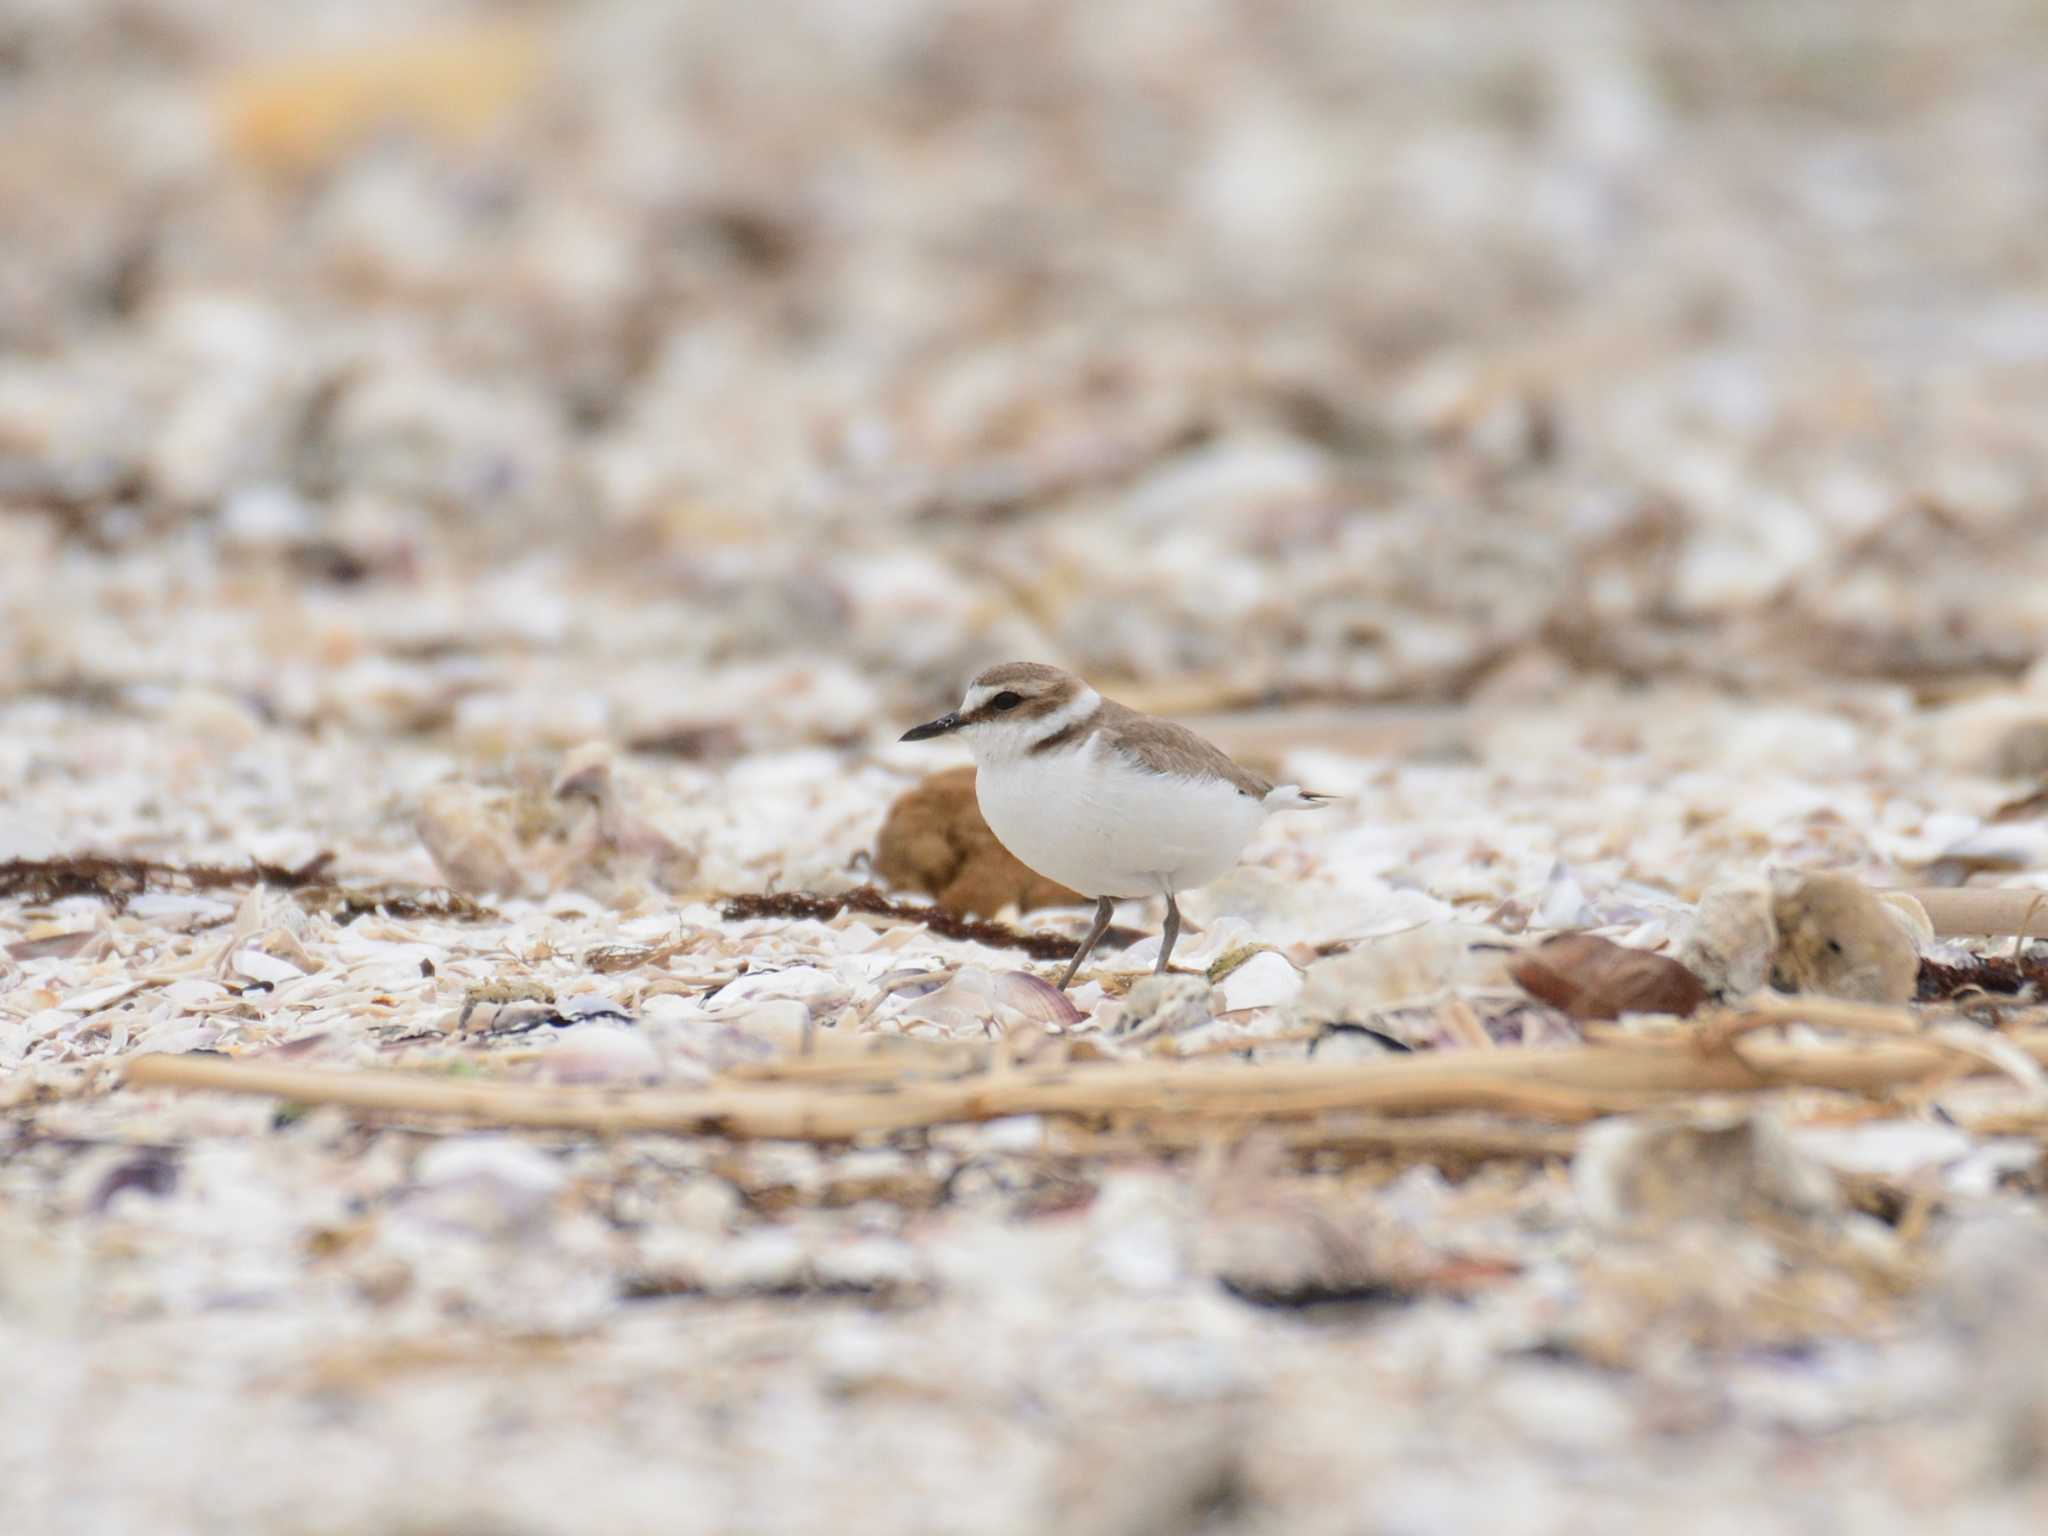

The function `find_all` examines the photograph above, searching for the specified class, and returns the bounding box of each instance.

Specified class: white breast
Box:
[973,736,1268,900]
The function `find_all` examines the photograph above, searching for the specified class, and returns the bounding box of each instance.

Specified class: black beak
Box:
[900,712,961,742]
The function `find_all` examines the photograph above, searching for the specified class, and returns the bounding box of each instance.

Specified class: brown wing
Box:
[1097,700,1273,799]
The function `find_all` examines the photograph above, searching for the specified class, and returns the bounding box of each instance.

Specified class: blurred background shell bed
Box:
[9,3,2048,1533]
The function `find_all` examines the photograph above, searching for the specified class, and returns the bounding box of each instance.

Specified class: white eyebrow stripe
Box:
[1025,686,1101,743]
[960,685,995,714]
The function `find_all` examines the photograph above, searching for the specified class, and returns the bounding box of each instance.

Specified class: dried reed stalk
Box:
[123,1019,2048,1142]
[1906,888,2048,939]
[1051,1114,1582,1161]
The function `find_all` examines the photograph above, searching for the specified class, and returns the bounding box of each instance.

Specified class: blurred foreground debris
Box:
[124,999,2048,1141]
[217,21,548,174]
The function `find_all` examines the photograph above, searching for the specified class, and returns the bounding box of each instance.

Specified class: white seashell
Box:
[27,1009,80,1040]
[812,1238,924,1293]
[1487,1367,1634,1456]
[898,966,1004,1034]
[873,968,951,1000]
[722,999,813,1053]
[892,967,1090,1035]
[7,925,103,962]
[253,924,324,974]
[1944,1143,2046,1198]
[633,992,695,1022]
[413,1136,567,1196]
[232,948,304,985]
[1931,696,2048,777]
[619,915,680,943]
[1112,974,1214,1037]
[60,980,144,1013]
[232,884,266,942]
[1791,1121,2041,1199]
[990,970,1085,1028]
[552,992,631,1024]
[1791,1122,1977,1180]
[812,1319,897,1390]
[0,1017,32,1065]
[1534,860,1595,930]
[1087,1173,1195,1294]
[673,1178,742,1234]
[160,979,227,1007]
[542,1024,661,1084]
[409,1136,565,1235]
[125,893,237,924]
[978,1115,1046,1152]
[1879,891,1936,947]
[461,999,556,1035]
[1575,1110,1839,1236]
[1295,924,1497,1020]
[1934,825,2048,872]
[415,783,523,896]
[551,740,616,802]
[710,966,849,1012]
[133,1024,222,1054]
[1679,879,1777,998]
[700,1229,809,1294]
[1215,950,1303,1013]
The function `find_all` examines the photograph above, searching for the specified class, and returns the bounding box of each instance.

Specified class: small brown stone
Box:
[1512,933,1709,1021]
[875,766,1081,917]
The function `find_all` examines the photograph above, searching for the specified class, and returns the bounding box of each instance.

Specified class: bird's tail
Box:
[1262,784,1337,812]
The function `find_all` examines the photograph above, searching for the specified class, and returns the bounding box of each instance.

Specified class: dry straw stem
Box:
[1052,1114,1582,1161]
[124,1051,1626,1135]
[1697,993,2048,1094]
[1906,888,2048,939]
[1960,1106,2048,1137]
[125,1012,2048,1141]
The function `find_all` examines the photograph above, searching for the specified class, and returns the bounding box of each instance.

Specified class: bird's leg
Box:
[1057,896,1118,990]
[1156,894,1182,974]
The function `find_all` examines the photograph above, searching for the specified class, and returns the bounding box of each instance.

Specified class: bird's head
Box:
[900,662,1098,762]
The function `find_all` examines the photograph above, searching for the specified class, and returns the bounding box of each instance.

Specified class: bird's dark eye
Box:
[991,691,1024,711]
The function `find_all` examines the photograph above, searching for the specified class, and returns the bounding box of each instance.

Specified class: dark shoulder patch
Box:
[1029,720,1090,755]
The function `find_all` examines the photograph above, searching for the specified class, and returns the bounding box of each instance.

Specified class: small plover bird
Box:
[901,662,1331,988]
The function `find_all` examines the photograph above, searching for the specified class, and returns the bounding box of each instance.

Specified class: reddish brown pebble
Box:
[875,765,1081,917]
[1511,933,1709,1021]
